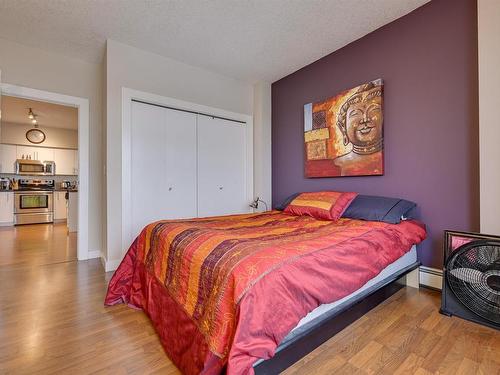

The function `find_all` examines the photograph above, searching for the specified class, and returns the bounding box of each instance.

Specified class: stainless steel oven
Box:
[14,191,54,225]
[14,179,55,225]
[15,159,55,176]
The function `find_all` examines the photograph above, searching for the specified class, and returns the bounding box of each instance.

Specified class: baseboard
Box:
[100,256,121,273]
[99,255,106,271]
[419,266,443,290]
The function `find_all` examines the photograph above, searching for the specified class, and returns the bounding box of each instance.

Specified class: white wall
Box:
[0,37,103,254]
[478,0,500,235]
[0,37,273,269]
[1,121,78,149]
[253,82,272,210]
[105,39,254,265]
[101,46,108,261]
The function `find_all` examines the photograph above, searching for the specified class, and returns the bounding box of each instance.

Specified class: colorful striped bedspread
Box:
[105,211,426,374]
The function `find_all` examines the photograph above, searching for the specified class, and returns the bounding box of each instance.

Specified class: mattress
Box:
[280,244,417,345]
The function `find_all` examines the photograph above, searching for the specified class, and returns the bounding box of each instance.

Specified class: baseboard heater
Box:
[419,266,443,290]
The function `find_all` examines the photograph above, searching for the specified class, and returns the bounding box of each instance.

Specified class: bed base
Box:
[253,262,421,374]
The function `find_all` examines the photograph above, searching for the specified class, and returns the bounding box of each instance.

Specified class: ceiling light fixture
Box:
[25,110,46,144]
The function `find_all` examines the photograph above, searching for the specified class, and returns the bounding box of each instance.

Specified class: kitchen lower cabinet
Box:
[67,192,78,232]
[54,191,67,221]
[0,192,14,225]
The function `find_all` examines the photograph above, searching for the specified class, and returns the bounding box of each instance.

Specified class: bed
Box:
[105,210,426,374]
[254,245,419,374]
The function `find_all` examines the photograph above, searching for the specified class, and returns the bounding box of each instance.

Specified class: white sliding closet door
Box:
[131,102,197,238]
[163,108,198,219]
[197,114,247,217]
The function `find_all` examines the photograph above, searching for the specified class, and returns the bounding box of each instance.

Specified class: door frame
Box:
[121,87,253,256]
[1,83,90,261]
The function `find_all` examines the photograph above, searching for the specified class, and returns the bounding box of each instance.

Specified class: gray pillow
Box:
[341,195,416,224]
[275,193,300,211]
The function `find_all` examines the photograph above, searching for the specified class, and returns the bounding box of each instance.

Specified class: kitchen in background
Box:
[0,95,78,233]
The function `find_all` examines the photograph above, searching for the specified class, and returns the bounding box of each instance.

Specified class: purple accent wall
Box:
[271,0,479,268]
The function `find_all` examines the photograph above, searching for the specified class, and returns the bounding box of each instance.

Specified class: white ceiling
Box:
[1,95,78,130]
[0,0,429,83]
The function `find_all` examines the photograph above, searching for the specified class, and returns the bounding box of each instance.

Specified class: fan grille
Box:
[446,240,500,324]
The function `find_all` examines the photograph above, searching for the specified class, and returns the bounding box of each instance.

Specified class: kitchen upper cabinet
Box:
[16,145,37,160]
[54,191,67,221]
[73,150,78,175]
[0,145,77,175]
[0,144,16,173]
[16,145,54,162]
[37,147,55,162]
[0,192,14,225]
[54,149,77,175]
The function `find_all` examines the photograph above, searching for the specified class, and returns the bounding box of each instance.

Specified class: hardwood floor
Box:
[283,288,500,375]
[0,223,77,267]
[0,224,178,375]
[0,224,498,374]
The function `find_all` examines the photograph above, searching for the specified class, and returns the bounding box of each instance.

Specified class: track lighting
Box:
[26,109,45,144]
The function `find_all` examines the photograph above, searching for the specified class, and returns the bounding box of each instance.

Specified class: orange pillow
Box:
[284,191,358,221]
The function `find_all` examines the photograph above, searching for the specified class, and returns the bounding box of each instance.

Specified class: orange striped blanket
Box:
[105,211,426,374]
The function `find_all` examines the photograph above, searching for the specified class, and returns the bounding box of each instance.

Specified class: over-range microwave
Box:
[15,159,56,176]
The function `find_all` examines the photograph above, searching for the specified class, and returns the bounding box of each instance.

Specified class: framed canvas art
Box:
[304,79,384,177]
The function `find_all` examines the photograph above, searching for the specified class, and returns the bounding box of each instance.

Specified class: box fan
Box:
[440,231,500,330]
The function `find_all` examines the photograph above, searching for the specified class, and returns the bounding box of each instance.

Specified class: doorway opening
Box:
[0,83,89,262]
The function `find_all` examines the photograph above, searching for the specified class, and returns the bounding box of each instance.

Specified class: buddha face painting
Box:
[303,79,384,177]
[345,89,383,149]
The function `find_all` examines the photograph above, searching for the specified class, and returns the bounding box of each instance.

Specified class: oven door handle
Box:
[14,191,54,195]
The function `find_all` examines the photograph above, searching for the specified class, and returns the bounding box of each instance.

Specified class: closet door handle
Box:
[168,187,173,191]
[219,186,224,190]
